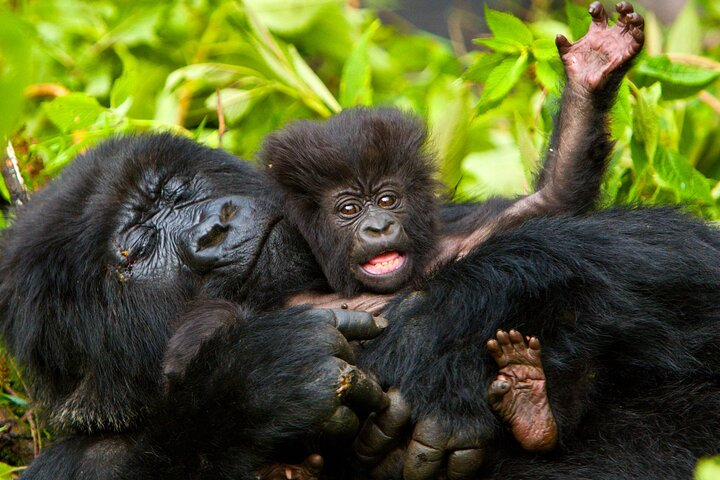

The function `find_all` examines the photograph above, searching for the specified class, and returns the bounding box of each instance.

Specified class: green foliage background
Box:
[0,0,720,476]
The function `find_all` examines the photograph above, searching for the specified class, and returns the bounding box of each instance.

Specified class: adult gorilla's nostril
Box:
[196,224,230,252]
[219,202,238,224]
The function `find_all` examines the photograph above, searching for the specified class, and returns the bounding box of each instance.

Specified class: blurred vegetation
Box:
[1,0,720,475]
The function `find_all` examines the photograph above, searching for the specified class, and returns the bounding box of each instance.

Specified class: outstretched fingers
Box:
[588,1,609,30]
[616,2,644,46]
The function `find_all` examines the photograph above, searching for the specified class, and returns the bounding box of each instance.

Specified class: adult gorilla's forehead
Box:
[88,133,271,199]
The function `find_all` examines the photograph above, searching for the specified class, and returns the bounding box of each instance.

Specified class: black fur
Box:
[260,108,440,295]
[1,134,720,479]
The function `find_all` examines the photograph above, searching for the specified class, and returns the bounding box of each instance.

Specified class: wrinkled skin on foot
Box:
[487,330,558,453]
[258,454,324,480]
[557,1,645,91]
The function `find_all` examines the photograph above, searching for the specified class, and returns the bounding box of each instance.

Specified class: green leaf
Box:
[696,456,720,480]
[164,64,264,92]
[531,38,558,61]
[44,94,106,133]
[565,0,591,41]
[653,146,712,203]
[476,51,530,114]
[473,37,523,54]
[0,10,33,141]
[428,80,471,189]
[631,83,662,162]
[0,393,27,407]
[635,55,720,100]
[610,80,632,141]
[245,0,340,36]
[206,87,272,124]
[535,58,563,95]
[287,45,341,114]
[667,0,702,55]
[514,111,539,184]
[0,461,20,479]
[484,6,533,45]
[463,52,506,84]
[339,21,379,108]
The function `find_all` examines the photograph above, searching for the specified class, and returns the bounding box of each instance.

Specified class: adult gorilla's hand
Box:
[307,308,391,437]
[160,303,390,476]
[353,390,486,480]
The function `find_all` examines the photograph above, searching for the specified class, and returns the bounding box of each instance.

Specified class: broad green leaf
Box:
[632,83,661,162]
[635,55,720,100]
[565,1,591,41]
[428,80,471,189]
[484,6,533,45]
[0,10,33,141]
[339,21,379,108]
[206,87,272,124]
[476,51,530,114]
[287,45,341,114]
[44,94,106,133]
[514,111,539,184]
[245,0,340,36]
[473,37,523,54]
[0,393,27,407]
[463,52,506,84]
[0,461,20,479]
[531,38,558,61]
[667,0,701,55]
[459,132,527,198]
[165,64,264,92]
[535,58,563,95]
[653,146,712,203]
[610,80,632,141]
[696,456,720,480]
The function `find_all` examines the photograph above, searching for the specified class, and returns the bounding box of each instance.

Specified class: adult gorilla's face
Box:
[0,133,320,431]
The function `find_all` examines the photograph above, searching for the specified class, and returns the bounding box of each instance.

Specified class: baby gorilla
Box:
[262,108,439,296]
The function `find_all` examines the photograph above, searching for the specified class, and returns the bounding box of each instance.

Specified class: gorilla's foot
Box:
[557,1,644,91]
[258,454,324,480]
[487,329,557,453]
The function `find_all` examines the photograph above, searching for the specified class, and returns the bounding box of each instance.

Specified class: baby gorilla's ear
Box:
[163,300,245,380]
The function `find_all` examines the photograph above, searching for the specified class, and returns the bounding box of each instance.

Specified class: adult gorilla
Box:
[1,132,719,480]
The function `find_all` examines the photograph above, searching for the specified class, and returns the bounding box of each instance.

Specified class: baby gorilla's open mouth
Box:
[360,251,406,276]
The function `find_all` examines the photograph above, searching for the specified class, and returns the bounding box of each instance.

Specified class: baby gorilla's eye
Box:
[339,203,362,217]
[377,194,398,209]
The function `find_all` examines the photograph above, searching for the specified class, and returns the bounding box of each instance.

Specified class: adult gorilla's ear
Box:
[162,300,245,381]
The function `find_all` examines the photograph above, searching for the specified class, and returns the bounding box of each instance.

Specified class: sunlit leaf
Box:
[44,93,106,133]
[339,21,379,108]
[632,83,662,162]
[535,58,563,95]
[564,0,591,41]
[245,0,340,36]
[476,51,530,114]
[0,10,33,141]
[653,146,712,203]
[484,6,533,45]
[635,55,720,99]
[667,0,702,55]
[695,456,720,480]
[474,37,523,54]
[464,52,508,84]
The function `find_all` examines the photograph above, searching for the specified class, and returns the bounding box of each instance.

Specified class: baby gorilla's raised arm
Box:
[440,1,644,263]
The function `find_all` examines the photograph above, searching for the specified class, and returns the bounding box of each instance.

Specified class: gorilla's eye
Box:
[338,203,362,217]
[128,227,158,261]
[377,194,398,209]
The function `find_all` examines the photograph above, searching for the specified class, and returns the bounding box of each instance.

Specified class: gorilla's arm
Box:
[356,208,720,479]
[438,2,644,262]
